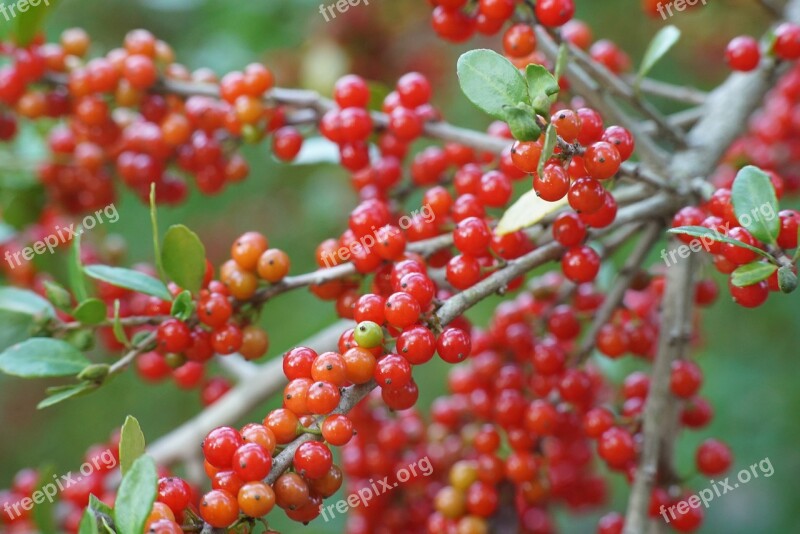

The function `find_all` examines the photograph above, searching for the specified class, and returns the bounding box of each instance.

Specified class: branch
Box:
[623,2,798,526]
[148,320,350,465]
[624,77,707,105]
[576,223,663,362]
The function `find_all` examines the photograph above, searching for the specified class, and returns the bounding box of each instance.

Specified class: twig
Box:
[107,332,157,375]
[624,77,707,105]
[148,320,351,465]
[576,223,663,362]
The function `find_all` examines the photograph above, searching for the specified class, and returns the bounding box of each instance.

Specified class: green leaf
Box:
[89,495,114,518]
[731,262,778,287]
[525,64,559,116]
[149,184,167,282]
[457,49,529,120]
[73,298,107,326]
[731,165,780,244]
[170,290,195,321]
[495,189,568,236]
[667,226,777,263]
[114,456,157,534]
[503,105,541,142]
[538,123,558,177]
[68,233,89,303]
[43,280,72,312]
[636,26,681,90]
[112,299,129,347]
[37,382,97,409]
[78,509,99,534]
[161,225,206,294]
[2,185,46,230]
[31,465,56,534]
[84,265,172,301]
[0,338,90,378]
[0,288,55,352]
[119,416,146,477]
[15,0,59,46]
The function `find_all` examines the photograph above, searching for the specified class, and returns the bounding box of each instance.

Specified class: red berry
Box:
[561,245,601,283]
[726,36,761,72]
[696,438,732,476]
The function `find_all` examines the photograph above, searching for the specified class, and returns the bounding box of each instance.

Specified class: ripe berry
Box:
[294,441,333,480]
[533,163,570,201]
[437,327,471,364]
[453,216,492,256]
[321,414,354,446]
[232,443,272,482]
[510,141,542,173]
[568,177,605,214]
[597,427,636,468]
[552,212,587,246]
[729,279,769,308]
[384,292,421,328]
[306,380,341,414]
[202,427,244,469]
[561,245,601,283]
[774,23,800,60]
[503,24,536,58]
[696,438,733,476]
[157,319,191,353]
[272,126,303,161]
[199,490,239,528]
[535,0,575,27]
[334,74,370,108]
[396,325,436,364]
[396,72,431,108]
[375,354,413,387]
[726,36,761,71]
[157,477,191,514]
[237,481,275,518]
[670,360,703,398]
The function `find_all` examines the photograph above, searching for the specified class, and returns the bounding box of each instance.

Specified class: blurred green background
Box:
[0,0,798,532]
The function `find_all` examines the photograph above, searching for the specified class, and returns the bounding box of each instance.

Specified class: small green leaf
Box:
[37,382,97,409]
[554,43,569,81]
[731,262,778,287]
[119,416,146,477]
[538,123,558,177]
[77,364,109,383]
[89,495,114,518]
[84,265,172,301]
[43,281,72,312]
[161,225,206,294]
[731,165,780,244]
[503,105,541,142]
[78,509,99,534]
[667,226,777,263]
[68,233,89,303]
[114,456,157,534]
[149,184,167,282]
[112,299,130,347]
[15,0,59,46]
[778,265,798,294]
[0,338,90,378]
[457,49,529,120]
[170,290,195,321]
[636,26,681,90]
[0,288,55,352]
[495,190,568,236]
[73,298,107,326]
[525,64,559,116]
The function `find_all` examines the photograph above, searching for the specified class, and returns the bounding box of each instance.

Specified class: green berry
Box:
[354,321,383,349]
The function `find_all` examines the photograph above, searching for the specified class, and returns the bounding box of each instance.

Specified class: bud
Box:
[43,280,72,311]
[78,364,110,383]
[778,265,798,294]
